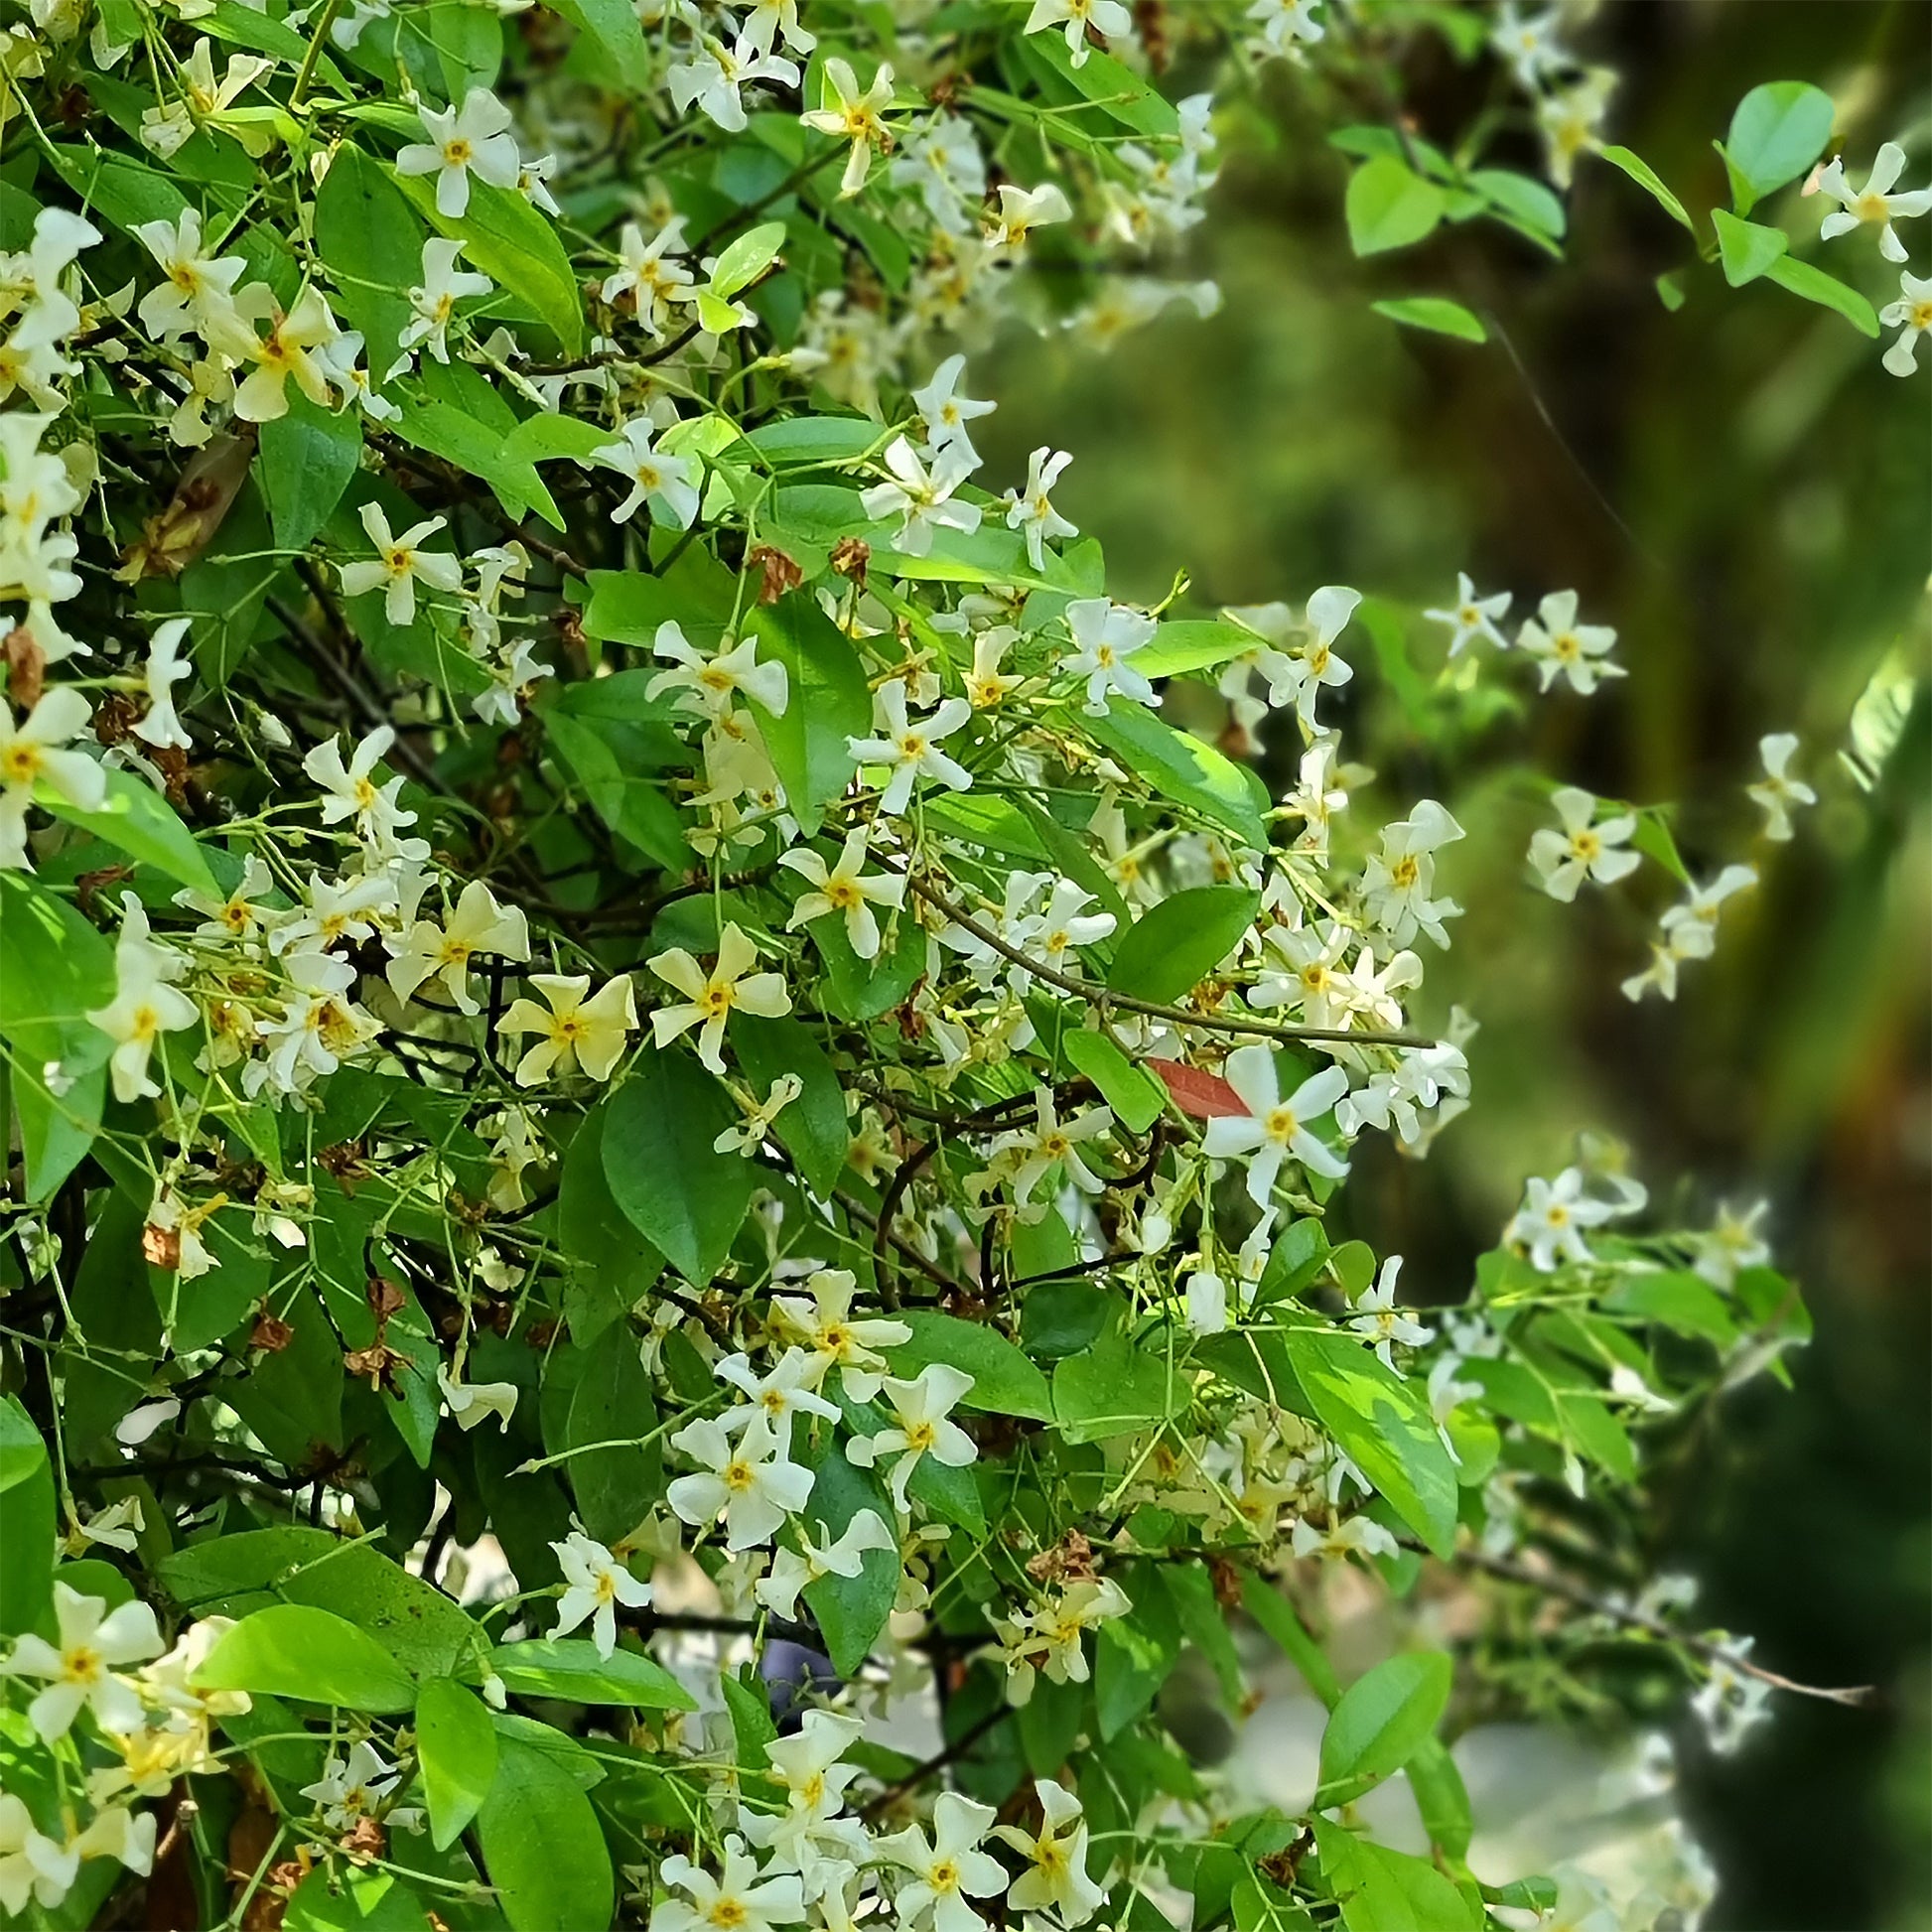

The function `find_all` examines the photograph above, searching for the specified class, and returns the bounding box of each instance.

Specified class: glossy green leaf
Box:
[1061,1028,1167,1133]
[258,387,362,554]
[478,1736,615,1932]
[0,1397,54,1636]
[1725,81,1835,209]
[1344,157,1447,256]
[885,1311,1054,1420]
[709,220,787,299]
[1108,886,1259,1004]
[490,1637,697,1708]
[41,766,215,894]
[1371,296,1487,343]
[1764,255,1879,337]
[747,592,874,817]
[1315,1650,1452,1804]
[194,1603,417,1711]
[604,1051,755,1282]
[1282,1329,1459,1557]
[415,1677,498,1850]
[1082,702,1269,853]
[394,174,584,358]
[799,1450,898,1674]
[1594,145,1694,230]
[1712,208,1788,285]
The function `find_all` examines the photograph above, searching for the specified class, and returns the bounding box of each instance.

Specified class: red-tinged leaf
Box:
[1148,1059,1245,1119]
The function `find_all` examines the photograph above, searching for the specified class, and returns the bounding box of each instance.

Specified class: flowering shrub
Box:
[0,0,1907,1927]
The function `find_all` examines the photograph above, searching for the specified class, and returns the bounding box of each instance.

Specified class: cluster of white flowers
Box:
[0,1587,247,1917]
[1486,3,1621,187]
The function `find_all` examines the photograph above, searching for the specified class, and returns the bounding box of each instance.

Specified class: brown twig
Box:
[859,1705,1013,1819]
[901,869,1435,1051]
[1459,1545,1874,1709]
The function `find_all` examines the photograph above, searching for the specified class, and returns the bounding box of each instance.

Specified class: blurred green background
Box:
[981,2,1931,1924]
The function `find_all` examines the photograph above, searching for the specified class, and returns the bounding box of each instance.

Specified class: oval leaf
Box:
[1345,156,1447,256]
[478,1736,615,1932]
[194,1604,416,1712]
[1371,296,1487,344]
[1282,1329,1459,1557]
[488,1637,697,1709]
[1315,1649,1453,1804]
[1725,81,1835,208]
[604,1050,754,1282]
[415,1677,498,1850]
[1108,887,1259,1005]
[885,1311,1054,1421]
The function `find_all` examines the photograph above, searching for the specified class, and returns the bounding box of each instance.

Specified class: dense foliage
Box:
[0,0,1912,1927]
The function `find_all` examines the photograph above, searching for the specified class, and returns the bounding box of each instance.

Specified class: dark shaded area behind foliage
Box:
[983,2,1932,1923]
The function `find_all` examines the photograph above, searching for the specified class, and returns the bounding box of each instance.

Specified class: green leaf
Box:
[541,708,692,871]
[1281,1330,1459,1557]
[500,412,613,469]
[478,1736,616,1932]
[0,874,112,1200]
[286,1866,435,1932]
[1061,1029,1166,1134]
[1108,887,1259,1004]
[160,1527,481,1677]
[258,390,363,555]
[393,174,584,358]
[1371,296,1487,343]
[1023,29,1178,138]
[721,1664,778,1766]
[1344,157,1447,256]
[195,1604,417,1711]
[1082,702,1269,853]
[604,1052,755,1282]
[415,1677,498,1850]
[41,765,215,894]
[581,567,728,644]
[1054,1327,1181,1444]
[746,416,883,465]
[0,1397,54,1636]
[561,1320,660,1542]
[1405,1735,1472,1859]
[547,0,649,86]
[1165,1560,1245,1708]
[1725,81,1835,210]
[557,1104,664,1345]
[314,144,423,378]
[885,1311,1054,1421]
[1712,209,1788,286]
[746,593,873,818]
[730,1011,848,1196]
[1656,270,1687,311]
[389,392,562,529]
[490,1637,697,1709]
[1764,255,1879,337]
[1132,620,1257,679]
[1468,167,1567,239]
[1095,1610,1175,1740]
[1593,145,1694,230]
[45,145,190,234]
[1314,1821,1479,1932]
[1604,1270,1737,1345]
[1315,1650,1452,1805]
[1628,807,1690,886]
[709,220,787,299]
[799,1450,897,1674]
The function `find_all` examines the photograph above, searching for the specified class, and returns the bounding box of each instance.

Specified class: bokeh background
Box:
[981,2,1931,1923]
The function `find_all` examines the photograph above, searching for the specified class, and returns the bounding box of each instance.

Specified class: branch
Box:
[902,870,1435,1051]
[859,1704,1013,1819]
[1458,1545,1874,1709]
